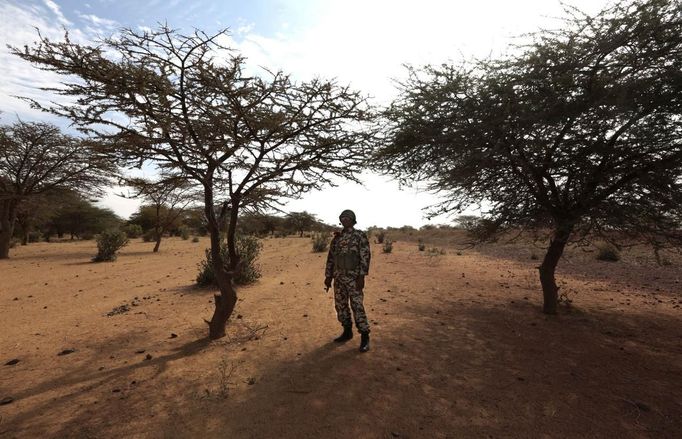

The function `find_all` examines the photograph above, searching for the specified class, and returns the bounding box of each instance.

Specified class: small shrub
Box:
[9,238,19,248]
[123,224,143,239]
[27,231,42,243]
[595,242,620,262]
[93,230,129,262]
[179,226,191,240]
[142,230,156,242]
[426,247,446,256]
[530,253,539,260]
[196,235,263,286]
[192,236,200,243]
[418,239,425,251]
[311,233,328,253]
[382,239,393,254]
[375,231,385,244]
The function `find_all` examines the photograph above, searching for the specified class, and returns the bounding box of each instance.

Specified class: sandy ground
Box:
[0,236,680,438]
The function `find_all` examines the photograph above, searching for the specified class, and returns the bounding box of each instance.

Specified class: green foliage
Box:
[311,233,328,253]
[142,230,156,242]
[93,230,129,262]
[196,235,263,286]
[123,223,143,238]
[179,225,190,240]
[47,197,122,239]
[80,231,95,240]
[285,211,318,237]
[595,242,620,262]
[129,205,183,232]
[382,239,393,254]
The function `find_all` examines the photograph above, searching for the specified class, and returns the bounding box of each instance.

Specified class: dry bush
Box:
[595,242,620,262]
[92,230,129,262]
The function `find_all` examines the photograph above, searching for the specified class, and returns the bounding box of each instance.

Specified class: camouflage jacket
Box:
[325,228,371,278]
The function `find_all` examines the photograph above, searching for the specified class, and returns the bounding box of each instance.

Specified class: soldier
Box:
[324,209,371,352]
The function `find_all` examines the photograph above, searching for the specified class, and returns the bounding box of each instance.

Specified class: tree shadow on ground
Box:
[197,301,680,438]
[0,333,211,437]
[2,251,95,263]
[101,300,682,438]
[4,298,680,438]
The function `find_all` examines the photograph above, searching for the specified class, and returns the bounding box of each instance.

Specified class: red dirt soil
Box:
[0,237,680,438]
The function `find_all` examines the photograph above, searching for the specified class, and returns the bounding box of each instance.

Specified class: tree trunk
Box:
[204,188,238,339]
[22,231,28,246]
[0,200,18,259]
[538,223,573,314]
[153,207,162,252]
[153,228,162,252]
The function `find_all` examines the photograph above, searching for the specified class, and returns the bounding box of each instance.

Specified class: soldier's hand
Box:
[356,275,365,291]
[324,277,333,289]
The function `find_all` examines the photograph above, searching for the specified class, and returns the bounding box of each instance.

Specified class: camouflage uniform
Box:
[325,228,371,334]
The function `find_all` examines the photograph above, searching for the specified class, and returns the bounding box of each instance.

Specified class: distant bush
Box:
[418,239,425,251]
[530,253,539,260]
[196,235,263,286]
[595,242,620,262]
[142,230,156,242]
[27,231,42,243]
[192,236,200,243]
[426,247,446,256]
[123,223,143,239]
[80,231,95,240]
[375,230,386,244]
[311,233,328,253]
[179,226,190,240]
[93,230,129,262]
[382,239,393,254]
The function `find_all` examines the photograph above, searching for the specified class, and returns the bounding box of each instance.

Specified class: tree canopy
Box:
[0,121,115,257]
[374,0,682,313]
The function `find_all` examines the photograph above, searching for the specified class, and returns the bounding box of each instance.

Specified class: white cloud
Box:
[0,2,92,122]
[42,0,71,26]
[78,13,117,28]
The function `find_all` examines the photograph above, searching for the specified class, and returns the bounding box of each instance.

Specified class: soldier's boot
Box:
[334,325,353,343]
[359,332,370,353]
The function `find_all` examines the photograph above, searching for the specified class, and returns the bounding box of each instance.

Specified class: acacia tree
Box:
[285,211,317,237]
[374,0,682,314]
[0,121,114,258]
[124,176,196,252]
[13,27,374,338]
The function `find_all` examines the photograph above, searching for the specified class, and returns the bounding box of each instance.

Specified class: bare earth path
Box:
[0,237,680,438]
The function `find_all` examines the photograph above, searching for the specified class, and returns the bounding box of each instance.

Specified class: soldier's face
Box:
[340,216,353,228]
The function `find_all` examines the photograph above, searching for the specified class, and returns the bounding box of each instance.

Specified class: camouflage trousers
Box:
[334,275,370,334]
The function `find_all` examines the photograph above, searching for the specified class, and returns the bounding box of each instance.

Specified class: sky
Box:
[0,0,614,228]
